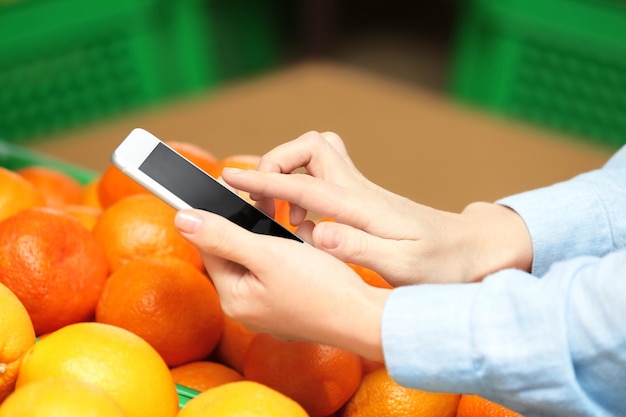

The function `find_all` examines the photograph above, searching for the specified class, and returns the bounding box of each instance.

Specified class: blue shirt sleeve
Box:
[382,145,626,416]
[382,250,626,416]
[496,145,626,276]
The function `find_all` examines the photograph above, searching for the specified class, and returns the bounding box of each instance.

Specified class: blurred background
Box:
[1,0,624,209]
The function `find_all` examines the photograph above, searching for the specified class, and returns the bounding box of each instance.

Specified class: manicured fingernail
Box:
[222,167,244,175]
[175,210,203,234]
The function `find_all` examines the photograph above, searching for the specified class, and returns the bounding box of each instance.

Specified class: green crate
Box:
[449,0,626,149]
[0,0,221,143]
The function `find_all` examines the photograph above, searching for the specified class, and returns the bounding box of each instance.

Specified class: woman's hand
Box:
[221,131,532,285]
[174,208,390,362]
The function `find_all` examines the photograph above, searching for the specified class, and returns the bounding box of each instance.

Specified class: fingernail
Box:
[320,225,341,249]
[175,210,203,234]
[222,167,244,175]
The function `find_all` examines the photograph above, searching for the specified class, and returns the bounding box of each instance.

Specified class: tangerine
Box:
[96,256,224,367]
[170,361,243,392]
[92,194,203,271]
[456,394,523,417]
[0,207,108,335]
[16,322,179,417]
[340,368,460,417]
[0,167,45,222]
[348,263,393,289]
[244,333,362,417]
[212,315,258,374]
[17,166,82,208]
[96,164,149,209]
[0,282,36,402]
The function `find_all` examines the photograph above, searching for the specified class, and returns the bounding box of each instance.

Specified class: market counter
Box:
[28,61,614,212]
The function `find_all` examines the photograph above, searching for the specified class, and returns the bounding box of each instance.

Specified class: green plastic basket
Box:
[450,0,626,149]
[0,0,283,144]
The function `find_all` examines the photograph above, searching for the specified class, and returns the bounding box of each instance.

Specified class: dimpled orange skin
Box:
[0,207,109,335]
[96,256,224,367]
[92,194,203,272]
[244,333,363,417]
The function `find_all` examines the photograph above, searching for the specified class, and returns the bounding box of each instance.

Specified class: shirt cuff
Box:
[381,282,482,393]
[496,174,612,277]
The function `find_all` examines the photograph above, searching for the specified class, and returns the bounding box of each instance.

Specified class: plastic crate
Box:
[449,0,626,149]
[0,140,201,408]
[0,0,283,144]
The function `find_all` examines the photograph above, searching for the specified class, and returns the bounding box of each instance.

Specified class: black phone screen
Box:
[139,143,302,242]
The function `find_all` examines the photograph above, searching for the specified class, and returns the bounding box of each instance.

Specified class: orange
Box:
[177,380,308,417]
[17,166,82,208]
[348,263,393,289]
[340,368,460,417]
[96,256,224,367]
[273,198,297,232]
[0,379,127,417]
[167,141,220,179]
[244,333,362,417]
[62,204,102,231]
[212,315,258,374]
[96,164,149,209]
[0,207,109,335]
[170,361,243,392]
[92,194,203,271]
[456,394,523,417]
[0,282,36,402]
[81,178,102,209]
[0,167,45,222]
[16,322,179,417]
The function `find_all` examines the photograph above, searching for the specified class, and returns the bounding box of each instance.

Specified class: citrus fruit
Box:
[92,194,203,271]
[170,361,243,392]
[96,164,149,209]
[16,322,179,417]
[212,315,258,374]
[167,141,220,179]
[61,204,102,231]
[0,282,36,402]
[96,256,224,367]
[0,379,127,417]
[81,178,102,209]
[17,166,83,208]
[340,368,461,417]
[456,394,523,417]
[244,333,362,417]
[348,263,393,289]
[0,167,45,222]
[178,380,308,417]
[0,207,109,335]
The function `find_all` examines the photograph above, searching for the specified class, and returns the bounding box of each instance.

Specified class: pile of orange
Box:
[0,144,525,417]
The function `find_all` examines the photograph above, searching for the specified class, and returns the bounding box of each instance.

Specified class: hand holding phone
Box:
[111,128,303,243]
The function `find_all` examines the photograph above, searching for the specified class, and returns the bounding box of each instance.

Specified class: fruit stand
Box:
[0,62,616,415]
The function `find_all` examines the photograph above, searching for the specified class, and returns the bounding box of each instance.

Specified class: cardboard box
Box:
[28,62,613,212]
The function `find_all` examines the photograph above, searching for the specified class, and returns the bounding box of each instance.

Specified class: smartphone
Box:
[111,128,304,243]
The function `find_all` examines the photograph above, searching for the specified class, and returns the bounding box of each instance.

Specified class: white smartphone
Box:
[111,128,304,243]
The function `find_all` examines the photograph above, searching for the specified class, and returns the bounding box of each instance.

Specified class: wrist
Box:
[460,202,533,281]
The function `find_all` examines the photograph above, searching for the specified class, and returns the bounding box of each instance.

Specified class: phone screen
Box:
[139,143,302,242]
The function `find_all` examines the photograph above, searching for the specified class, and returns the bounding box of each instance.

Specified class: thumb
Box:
[174,209,269,273]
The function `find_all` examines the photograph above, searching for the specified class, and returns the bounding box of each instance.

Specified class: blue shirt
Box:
[381,145,626,416]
